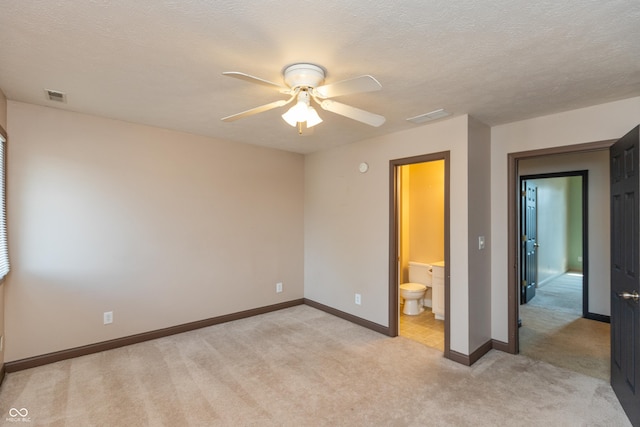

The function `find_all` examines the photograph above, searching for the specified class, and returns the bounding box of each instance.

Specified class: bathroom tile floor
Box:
[399,305,444,351]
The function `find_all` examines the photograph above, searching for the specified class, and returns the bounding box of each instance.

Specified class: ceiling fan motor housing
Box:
[283,63,325,89]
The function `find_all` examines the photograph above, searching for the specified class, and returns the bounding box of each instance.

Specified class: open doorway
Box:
[519,172,588,314]
[389,152,450,357]
[508,143,613,380]
[517,171,610,379]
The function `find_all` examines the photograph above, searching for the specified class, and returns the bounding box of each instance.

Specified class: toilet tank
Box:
[408,261,432,285]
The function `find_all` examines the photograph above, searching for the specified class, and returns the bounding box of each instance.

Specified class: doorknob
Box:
[533,243,540,248]
[618,290,640,302]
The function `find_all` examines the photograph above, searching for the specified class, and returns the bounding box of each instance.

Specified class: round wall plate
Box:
[359,162,369,173]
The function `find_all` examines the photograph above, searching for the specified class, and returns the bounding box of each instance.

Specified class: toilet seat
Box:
[400,282,427,292]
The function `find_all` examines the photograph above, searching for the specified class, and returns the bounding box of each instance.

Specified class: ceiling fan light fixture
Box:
[305,106,323,128]
[282,102,307,126]
[281,90,323,128]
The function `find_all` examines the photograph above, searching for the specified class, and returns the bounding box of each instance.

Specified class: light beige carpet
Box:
[519,273,610,381]
[0,305,630,426]
[529,273,583,313]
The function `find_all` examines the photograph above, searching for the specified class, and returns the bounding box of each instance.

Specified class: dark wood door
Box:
[610,125,640,426]
[521,181,538,304]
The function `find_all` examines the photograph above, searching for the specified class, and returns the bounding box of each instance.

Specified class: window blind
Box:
[0,133,9,279]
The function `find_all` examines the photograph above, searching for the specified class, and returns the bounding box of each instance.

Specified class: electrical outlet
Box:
[103,311,113,325]
[355,293,362,305]
[478,236,485,250]
[276,282,283,293]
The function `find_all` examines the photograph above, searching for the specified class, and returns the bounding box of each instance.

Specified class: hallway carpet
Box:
[519,273,610,381]
[529,273,583,314]
[0,305,630,426]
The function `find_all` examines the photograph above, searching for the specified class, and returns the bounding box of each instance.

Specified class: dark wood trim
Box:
[448,340,495,366]
[491,339,510,353]
[507,139,616,354]
[443,153,451,360]
[303,298,390,336]
[585,312,611,323]
[520,170,590,318]
[582,172,589,319]
[513,139,616,160]
[508,152,518,354]
[388,161,399,336]
[388,151,451,358]
[5,299,304,373]
[1,294,510,376]
[470,340,493,365]
[447,350,471,366]
[465,340,493,366]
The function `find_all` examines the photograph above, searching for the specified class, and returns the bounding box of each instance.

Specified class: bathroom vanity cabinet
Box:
[431,262,445,320]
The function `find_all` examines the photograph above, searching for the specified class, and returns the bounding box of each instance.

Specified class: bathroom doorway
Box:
[389,152,449,355]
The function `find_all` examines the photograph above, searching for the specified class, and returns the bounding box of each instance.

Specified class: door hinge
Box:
[521,280,527,287]
[521,190,526,197]
[521,234,527,242]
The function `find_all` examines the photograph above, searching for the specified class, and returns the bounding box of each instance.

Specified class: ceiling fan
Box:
[221,63,385,134]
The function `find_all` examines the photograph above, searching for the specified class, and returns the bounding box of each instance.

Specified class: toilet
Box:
[399,261,431,315]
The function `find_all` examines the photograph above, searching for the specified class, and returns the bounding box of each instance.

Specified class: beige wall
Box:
[467,117,492,352]
[520,151,609,315]
[4,101,305,361]
[490,96,640,342]
[0,89,7,130]
[5,94,638,363]
[304,115,478,354]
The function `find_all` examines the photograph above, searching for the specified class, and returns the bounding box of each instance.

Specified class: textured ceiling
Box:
[1,1,639,154]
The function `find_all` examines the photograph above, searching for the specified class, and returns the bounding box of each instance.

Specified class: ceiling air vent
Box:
[45,89,67,103]
[406,109,450,124]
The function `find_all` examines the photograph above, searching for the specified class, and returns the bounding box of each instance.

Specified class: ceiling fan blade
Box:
[222,71,288,92]
[314,75,382,98]
[319,99,386,127]
[221,99,290,122]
